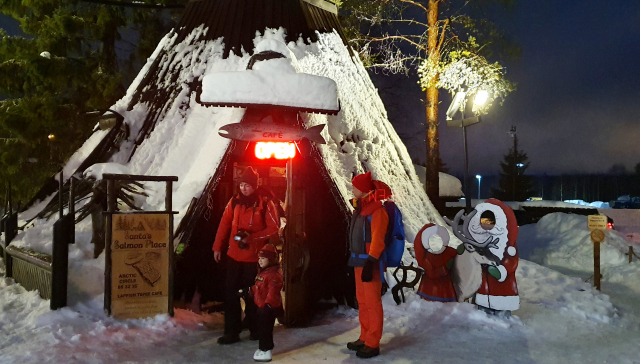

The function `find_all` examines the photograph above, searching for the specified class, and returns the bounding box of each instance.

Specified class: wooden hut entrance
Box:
[174,139,351,326]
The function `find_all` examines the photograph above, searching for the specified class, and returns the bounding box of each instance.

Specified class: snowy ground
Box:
[2,212,640,363]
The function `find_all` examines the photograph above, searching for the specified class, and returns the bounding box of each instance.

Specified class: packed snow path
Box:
[2,258,640,364]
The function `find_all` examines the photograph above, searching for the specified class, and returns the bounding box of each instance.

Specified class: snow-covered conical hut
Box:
[14,0,450,324]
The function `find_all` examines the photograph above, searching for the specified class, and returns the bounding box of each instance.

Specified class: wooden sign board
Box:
[110,213,170,319]
[588,215,607,230]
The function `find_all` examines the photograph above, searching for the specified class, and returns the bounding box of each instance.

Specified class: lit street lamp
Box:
[476,175,482,199]
[447,90,489,212]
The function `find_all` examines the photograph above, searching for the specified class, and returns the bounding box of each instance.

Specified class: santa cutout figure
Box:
[467,199,519,316]
[414,224,458,302]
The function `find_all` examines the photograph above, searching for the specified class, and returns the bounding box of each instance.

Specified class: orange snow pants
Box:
[354,266,383,348]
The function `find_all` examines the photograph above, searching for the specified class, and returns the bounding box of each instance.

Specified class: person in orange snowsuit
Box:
[346,172,389,359]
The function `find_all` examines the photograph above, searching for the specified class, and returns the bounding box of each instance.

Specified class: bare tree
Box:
[341,0,516,203]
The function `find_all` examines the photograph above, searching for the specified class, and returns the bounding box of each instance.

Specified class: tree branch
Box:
[437,18,450,52]
[77,0,185,9]
[393,0,429,16]
[366,35,427,51]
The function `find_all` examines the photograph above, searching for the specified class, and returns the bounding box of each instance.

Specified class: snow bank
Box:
[413,164,464,197]
[565,199,610,208]
[517,212,640,305]
[517,213,628,271]
[0,274,211,363]
[516,260,616,323]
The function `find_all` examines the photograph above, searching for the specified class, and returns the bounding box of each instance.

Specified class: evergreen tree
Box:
[491,135,533,201]
[0,1,182,205]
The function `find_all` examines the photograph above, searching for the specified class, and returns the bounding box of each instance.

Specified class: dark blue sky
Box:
[382,0,640,176]
[2,1,640,176]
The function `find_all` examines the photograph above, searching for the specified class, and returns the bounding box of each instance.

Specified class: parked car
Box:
[609,196,640,209]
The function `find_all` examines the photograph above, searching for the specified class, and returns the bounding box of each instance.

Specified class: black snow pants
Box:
[224,258,258,336]
[256,305,283,351]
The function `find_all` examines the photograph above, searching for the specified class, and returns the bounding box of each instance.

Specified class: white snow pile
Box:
[83,162,132,180]
[201,39,339,112]
[516,260,615,323]
[0,256,622,363]
[0,274,212,363]
[413,164,464,197]
[517,212,629,271]
[564,199,610,208]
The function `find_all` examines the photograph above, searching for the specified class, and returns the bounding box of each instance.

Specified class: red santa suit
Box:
[414,224,457,302]
[469,199,519,311]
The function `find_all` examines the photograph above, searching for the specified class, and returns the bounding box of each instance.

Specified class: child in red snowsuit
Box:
[250,244,284,362]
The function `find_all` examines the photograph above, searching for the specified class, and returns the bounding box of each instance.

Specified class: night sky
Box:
[381,0,640,177]
[2,0,640,177]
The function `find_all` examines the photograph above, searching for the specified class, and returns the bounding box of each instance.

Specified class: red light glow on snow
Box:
[255,142,296,159]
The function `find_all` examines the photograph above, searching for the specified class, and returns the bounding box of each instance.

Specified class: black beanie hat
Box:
[239,166,259,188]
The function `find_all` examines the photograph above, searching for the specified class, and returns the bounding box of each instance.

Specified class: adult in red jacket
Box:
[346,172,389,359]
[469,199,519,316]
[213,167,280,344]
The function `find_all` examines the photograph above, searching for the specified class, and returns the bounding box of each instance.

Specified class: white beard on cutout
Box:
[467,203,509,261]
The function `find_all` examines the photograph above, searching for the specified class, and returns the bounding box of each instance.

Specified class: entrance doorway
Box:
[173,140,352,325]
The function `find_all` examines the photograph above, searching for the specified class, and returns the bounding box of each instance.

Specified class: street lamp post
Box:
[508,126,517,201]
[476,175,482,199]
[447,90,488,213]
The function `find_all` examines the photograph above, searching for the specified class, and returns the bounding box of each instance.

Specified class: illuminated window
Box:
[255,142,296,159]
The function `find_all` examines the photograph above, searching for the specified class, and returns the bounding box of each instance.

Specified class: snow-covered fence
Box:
[3,175,75,310]
[5,245,53,299]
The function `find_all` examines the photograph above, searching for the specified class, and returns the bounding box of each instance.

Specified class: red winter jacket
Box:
[251,265,284,308]
[212,190,280,262]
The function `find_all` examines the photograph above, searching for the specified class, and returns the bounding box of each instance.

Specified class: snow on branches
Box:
[419,47,515,115]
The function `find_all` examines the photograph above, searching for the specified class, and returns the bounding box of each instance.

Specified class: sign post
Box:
[588,215,606,291]
[103,174,178,319]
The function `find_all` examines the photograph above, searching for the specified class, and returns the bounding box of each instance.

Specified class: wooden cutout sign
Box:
[110,213,170,319]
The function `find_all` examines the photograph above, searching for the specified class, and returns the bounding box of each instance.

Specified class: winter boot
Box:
[217,334,241,345]
[347,339,365,351]
[253,349,272,362]
[356,345,380,359]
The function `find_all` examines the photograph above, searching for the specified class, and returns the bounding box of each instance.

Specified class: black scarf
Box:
[237,191,259,208]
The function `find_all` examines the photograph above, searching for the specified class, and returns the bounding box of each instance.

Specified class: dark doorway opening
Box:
[173,140,352,325]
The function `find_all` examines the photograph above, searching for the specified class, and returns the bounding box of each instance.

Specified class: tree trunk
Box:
[425,0,440,205]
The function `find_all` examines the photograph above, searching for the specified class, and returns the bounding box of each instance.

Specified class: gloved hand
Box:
[488,265,502,280]
[361,257,376,282]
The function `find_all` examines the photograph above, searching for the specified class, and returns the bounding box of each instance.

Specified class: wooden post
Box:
[69,177,75,244]
[594,241,601,291]
[104,179,116,315]
[51,215,69,309]
[588,219,605,291]
[59,171,64,220]
[165,180,174,317]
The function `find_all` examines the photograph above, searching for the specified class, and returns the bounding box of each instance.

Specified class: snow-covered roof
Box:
[18,3,448,259]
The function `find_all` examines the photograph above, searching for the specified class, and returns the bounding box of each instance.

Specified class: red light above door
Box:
[255,142,296,159]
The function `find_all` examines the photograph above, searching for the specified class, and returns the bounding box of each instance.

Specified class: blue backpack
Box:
[367,200,406,268]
